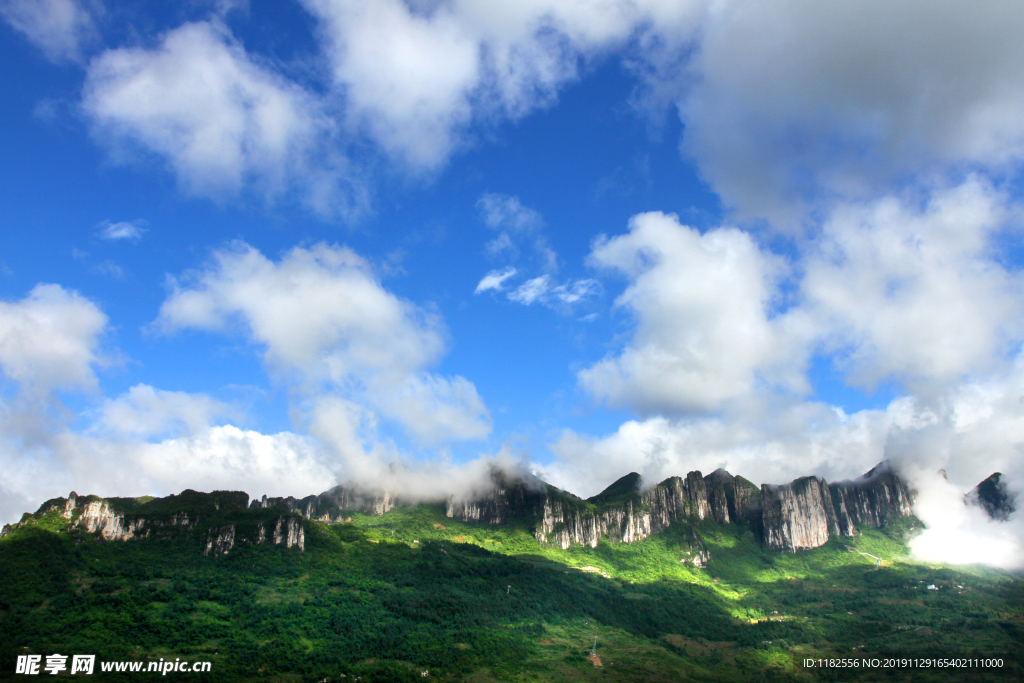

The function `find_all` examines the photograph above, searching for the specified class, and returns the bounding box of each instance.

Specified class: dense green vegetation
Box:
[1,498,1022,682]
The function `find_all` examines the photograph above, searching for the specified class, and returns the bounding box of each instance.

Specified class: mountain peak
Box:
[587,472,642,504]
[967,472,1016,522]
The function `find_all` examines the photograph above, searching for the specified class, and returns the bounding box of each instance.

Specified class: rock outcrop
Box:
[967,472,1017,522]
[703,469,761,526]
[273,517,305,550]
[203,516,305,556]
[2,463,918,557]
[525,472,714,549]
[1,489,306,557]
[761,477,841,550]
[445,470,549,524]
[446,462,915,554]
[760,463,918,551]
[828,462,915,535]
[250,485,398,520]
[204,525,236,556]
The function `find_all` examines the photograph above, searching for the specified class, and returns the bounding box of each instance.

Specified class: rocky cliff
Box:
[828,462,915,535]
[703,469,762,527]
[759,463,918,551]
[446,462,916,554]
[761,477,841,550]
[1,489,306,557]
[444,469,549,523]
[1,462,920,557]
[967,472,1017,522]
[250,484,399,520]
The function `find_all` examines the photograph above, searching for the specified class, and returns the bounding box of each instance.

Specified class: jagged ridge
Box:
[12,461,1004,559]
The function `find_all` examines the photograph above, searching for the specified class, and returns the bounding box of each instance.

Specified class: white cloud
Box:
[677,0,1024,223]
[93,384,234,440]
[82,21,361,216]
[548,347,1024,569]
[477,192,543,232]
[506,274,600,307]
[299,0,703,168]
[508,274,551,305]
[97,219,146,242]
[475,266,517,293]
[474,193,597,309]
[799,179,1024,390]
[478,193,556,270]
[0,284,107,397]
[0,425,335,521]
[157,241,490,445]
[907,471,1024,569]
[0,0,96,62]
[553,278,600,304]
[578,211,790,414]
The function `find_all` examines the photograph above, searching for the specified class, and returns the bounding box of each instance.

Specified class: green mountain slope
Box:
[1,492,1022,682]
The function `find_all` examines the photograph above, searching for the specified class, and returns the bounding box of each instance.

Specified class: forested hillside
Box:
[2,490,1022,682]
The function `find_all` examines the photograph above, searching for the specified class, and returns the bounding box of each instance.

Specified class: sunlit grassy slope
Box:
[1,500,1022,682]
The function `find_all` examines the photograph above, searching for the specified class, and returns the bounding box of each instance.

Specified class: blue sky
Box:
[2,0,1024,563]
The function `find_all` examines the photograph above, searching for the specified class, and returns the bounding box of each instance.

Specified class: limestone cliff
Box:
[446,470,714,563]
[445,470,548,524]
[703,469,762,527]
[203,516,305,557]
[2,489,306,557]
[828,462,915,534]
[760,463,917,551]
[3,462,918,558]
[250,485,399,520]
[761,477,841,551]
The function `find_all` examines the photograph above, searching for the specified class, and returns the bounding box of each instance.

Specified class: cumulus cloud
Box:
[97,219,146,242]
[547,345,1024,568]
[0,425,335,523]
[0,284,336,524]
[0,284,107,398]
[157,241,490,445]
[92,384,235,440]
[907,471,1024,569]
[799,178,1024,390]
[678,0,1024,223]
[299,0,702,168]
[82,20,360,216]
[0,0,97,62]
[578,211,789,414]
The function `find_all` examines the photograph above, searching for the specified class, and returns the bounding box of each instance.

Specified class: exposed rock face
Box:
[454,470,713,554]
[251,485,398,520]
[204,525,236,556]
[761,477,841,551]
[0,489,309,558]
[203,516,305,556]
[445,470,548,524]
[760,463,917,551]
[704,469,762,527]
[967,473,1017,522]
[828,462,915,534]
[76,500,151,541]
[3,463,917,558]
[274,517,305,550]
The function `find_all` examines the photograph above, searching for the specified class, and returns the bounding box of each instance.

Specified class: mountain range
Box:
[3,462,1010,559]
